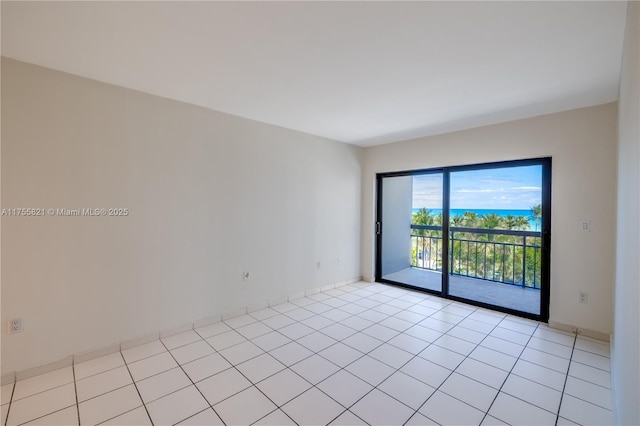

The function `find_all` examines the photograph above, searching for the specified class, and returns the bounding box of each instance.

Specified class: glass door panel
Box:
[447,165,543,315]
[378,173,444,292]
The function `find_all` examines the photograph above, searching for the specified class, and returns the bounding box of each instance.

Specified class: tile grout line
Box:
[3,381,15,426]
[555,331,578,425]
[118,351,154,426]
[72,361,81,425]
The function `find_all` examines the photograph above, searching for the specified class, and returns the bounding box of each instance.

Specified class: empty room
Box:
[1,1,638,425]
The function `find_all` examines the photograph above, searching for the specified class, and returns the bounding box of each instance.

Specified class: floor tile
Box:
[419,390,485,426]
[556,416,581,426]
[22,406,78,425]
[79,384,141,426]
[127,352,178,382]
[568,361,611,388]
[329,410,368,425]
[362,324,399,342]
[490,326,531,345]
[262,314,296,330]
[575,337,610,357]
[322,308,352,322]
[291,355,340,385]
[564,376,612,409]
[350,388,414,426]
[527,337,573,359]
[1,404,7,426]
[305,302,333,314]
[271,303,300,314]
[269,342,313,366]
[468,345,517,371]
[182,352,232,383]
[175,408,224,425]
[206,330,246,351]
[136,367,191,403]
[559,394,613,426]
[196,368,252,405]
[378,371,435,409]
[161,330,202,350]
[571,349,611,371]
[455,358,508,389]
[76,365,132,402]
[219,340,264,365]
[223,314,257,329]
[418,344,466,370]
[511,359,566,391]
[357,309,388,323]
[74,352,125,381]
[481,415,510,425]
[319,342,363,367]
[297,331,338,352]
[317,369,373,407]
[194,321,231,339]
[249,307,280,321]
[278,322,315,340]
[8,382,76,425]
[338,302,368,316]
[301,315,335,330]
[406,411,439,425]
[401,356,452,388]
[102,407,152,425]
[520,346,570,373]
[236,353,285,383]
[368,343,413,369]
[404,324,444,343]
[447,325,486,344]
[458,317,495,334]
[386,333,430,354]
[251,331,292,352]
[533,327,575,347]
[254,408,296,425]
[501,374,562,413]
[321,323,358,341]
[489,392,557,425]
[146,385,209,426]
[170,340,215,365]
[342,332,384,353]
[480,335,525,357]
[345,355,395,386]
[12,367,74,401]
[498,318,537,335]
[433,334,477,356]
[282,387,344,426]
[1,383,13,406]
[256,369,312,406]
[430,310,465,325]
[122,340,166,364]
[379,316,413,332]
[467,311,504,327]
[214,386,277,425]
[285,308,316,322]
[440,372,498,412]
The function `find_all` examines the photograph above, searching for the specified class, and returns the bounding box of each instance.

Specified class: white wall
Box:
[362,103,618,334]
[1,59,362,374]
[612,1,639,424]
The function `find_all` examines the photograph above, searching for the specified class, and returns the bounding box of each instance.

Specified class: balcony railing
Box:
[411,225,542,289]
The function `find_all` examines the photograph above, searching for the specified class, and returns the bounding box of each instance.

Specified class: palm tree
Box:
[515,216,530,230]
[480,213,502,229]
[504,215,518,230]
[462,211,479,228]
[530,204,542,231]
[451,214,464,227]
[412,207,433,226]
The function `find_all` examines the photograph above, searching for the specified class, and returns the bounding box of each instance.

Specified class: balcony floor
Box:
[382,267,540,315]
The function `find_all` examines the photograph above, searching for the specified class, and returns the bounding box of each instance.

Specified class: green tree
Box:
[504,215,518,230]
[530,204,542,231]
[515,216,530,230]
[480,213,502,229]
[462,211,479,228]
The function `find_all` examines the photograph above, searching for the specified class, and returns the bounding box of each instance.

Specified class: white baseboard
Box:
[548,320,610,342]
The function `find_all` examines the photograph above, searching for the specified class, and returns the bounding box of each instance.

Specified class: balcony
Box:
[382,225,542,314]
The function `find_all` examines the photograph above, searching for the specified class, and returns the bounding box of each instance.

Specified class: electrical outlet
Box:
[242,271,250,281]
[9,318,24,334]
[581,221,591,232]
[579,292,589,304]
[316,261,321,269]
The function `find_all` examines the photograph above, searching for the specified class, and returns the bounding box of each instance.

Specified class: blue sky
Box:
[412,165,542,210]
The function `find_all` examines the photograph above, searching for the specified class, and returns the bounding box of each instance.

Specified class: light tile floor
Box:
[1,282,613,425]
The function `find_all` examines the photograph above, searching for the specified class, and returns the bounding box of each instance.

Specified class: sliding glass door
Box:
[376,158,551,321]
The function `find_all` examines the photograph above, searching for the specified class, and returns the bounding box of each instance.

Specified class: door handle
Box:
[376,222,381,235]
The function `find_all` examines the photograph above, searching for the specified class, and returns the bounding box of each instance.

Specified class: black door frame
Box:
[375,157,551,322]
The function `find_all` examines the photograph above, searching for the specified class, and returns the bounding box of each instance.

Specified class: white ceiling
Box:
[1,1,628,147]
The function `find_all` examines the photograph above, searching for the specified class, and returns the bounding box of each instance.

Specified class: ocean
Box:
[412,208,538,229]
